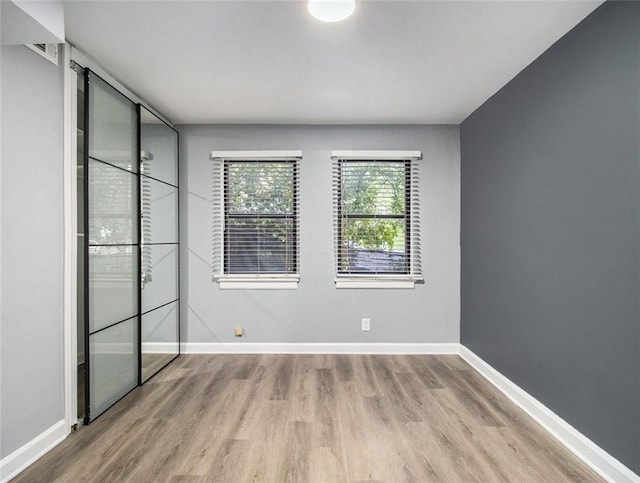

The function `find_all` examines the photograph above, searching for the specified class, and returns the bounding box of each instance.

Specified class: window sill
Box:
[215,275,300,290]
[335,276,422,289]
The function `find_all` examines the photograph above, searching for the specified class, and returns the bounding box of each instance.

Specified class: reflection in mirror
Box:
[140,107,178,186]
[142,244,178,313]
[89,246,138,333]
[141,178,178,245]
[142,302,179,382]
[140,104,180,383]
[89,74,137,172]
[88,159,138,245]
[88,157,139,333]
[85,70,140,422]
[90,317,138,416]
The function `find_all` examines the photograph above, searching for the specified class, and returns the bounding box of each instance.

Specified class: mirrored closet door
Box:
[79,68,180,423]
[139,106,180,383]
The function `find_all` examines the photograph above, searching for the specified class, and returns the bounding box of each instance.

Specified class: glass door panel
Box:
[85,70,139,422]
[90,317,138,416]
[140,106,180,383]
[140,112,178,185]
[141,177,178,244]
[89,246,138,333]
[141,302,179,382]
[141,244,178,313]
[89,75,138,172]
[88,159,138,244]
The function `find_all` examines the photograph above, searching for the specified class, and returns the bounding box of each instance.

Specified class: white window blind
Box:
[332,150,422,288]
[141,151,153,286]
[211,151,301,288]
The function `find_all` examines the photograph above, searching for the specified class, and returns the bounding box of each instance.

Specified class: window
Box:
[211,151,301,289]
[332,150,422,288]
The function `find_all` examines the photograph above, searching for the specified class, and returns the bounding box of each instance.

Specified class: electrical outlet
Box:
[235,327,244,337]
[361,318,370,331]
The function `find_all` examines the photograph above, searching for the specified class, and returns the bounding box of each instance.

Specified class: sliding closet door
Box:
[84,70,139,422]
[139,106,180,382]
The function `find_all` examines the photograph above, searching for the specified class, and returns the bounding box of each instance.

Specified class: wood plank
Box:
[13,354,604,483]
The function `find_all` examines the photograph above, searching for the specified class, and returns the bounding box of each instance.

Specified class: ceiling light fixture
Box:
[308,0,356,23]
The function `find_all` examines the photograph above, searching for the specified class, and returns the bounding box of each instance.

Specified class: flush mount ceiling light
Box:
[308,0,356,22]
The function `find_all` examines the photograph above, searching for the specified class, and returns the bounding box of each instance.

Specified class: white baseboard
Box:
[0,420,68,483]
[459,345,640,483]
[182,342,460,355]
[141,342,180,354]
[6,346,636,483]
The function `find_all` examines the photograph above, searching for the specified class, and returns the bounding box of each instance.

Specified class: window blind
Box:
[140,151,153,286]
[212,152,301,279]
[332,152,421,278]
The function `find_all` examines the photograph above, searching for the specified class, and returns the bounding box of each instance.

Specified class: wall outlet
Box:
[235,327,244,337]
[361,318,370,331]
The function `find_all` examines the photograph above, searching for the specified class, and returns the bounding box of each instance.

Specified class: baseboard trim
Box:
[142,342,180,354]
[183,342,460,355]
[0,420,68,483]
[6,346,636,483]
[459,345,640,483]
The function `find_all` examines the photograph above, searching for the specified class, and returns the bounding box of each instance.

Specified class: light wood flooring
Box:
[142,352,179,383]
[14,354,602,482]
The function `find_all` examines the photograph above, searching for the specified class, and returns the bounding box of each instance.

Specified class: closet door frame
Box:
[136,104,142,386]
[63,45,179,430]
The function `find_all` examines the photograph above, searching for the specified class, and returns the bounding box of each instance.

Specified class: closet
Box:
[76,67,180,423]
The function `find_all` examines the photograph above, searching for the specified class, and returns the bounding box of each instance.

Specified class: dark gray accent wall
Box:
[1,46,65,458]
[461,1,639,473]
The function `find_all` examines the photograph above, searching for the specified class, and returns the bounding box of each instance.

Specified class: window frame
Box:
[331,150,422,289]
[223,159,298,276]
[211,150,301,289]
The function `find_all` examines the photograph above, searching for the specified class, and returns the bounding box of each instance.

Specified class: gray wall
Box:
[178,125,460,344]
[1,46,65,458]
[460,1,640,473]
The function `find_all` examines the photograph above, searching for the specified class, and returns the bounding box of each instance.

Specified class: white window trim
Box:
[335,275,422,289]
[215,274,300,290]
[332,149,423,289]
[211,150,302,161]
[330,150,421,161]
[210,150,302,289]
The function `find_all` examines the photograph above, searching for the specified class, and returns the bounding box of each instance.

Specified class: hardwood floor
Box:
[14,355,602,482]
[142,352,178,382]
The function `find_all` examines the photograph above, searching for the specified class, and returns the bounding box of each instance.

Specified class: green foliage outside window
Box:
[227,162,293,215]
[225,162,296,273]
[341,161,406,252]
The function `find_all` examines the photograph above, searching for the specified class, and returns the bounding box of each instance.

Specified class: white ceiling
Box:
[63,0,602,125]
